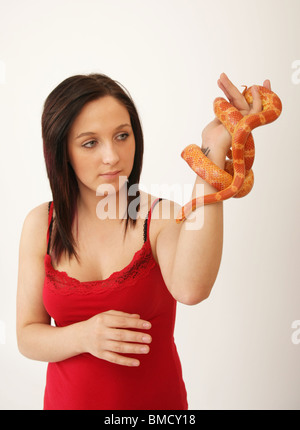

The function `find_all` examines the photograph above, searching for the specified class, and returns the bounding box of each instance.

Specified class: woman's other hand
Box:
[80,310,152,367]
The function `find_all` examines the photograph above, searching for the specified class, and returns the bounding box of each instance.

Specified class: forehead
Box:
[69,96,130,136]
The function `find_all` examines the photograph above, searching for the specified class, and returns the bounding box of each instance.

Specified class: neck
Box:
[76,180,129,223]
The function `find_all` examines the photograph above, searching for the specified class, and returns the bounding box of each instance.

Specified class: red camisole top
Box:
[43,198,188,410]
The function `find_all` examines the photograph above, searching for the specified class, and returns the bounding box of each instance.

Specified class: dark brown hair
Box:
[42,73,144,263]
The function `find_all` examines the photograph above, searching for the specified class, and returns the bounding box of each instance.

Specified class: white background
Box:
[0,0,299,409]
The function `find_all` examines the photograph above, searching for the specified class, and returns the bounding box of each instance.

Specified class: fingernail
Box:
[143,322,151,329]
[142,336,151,343]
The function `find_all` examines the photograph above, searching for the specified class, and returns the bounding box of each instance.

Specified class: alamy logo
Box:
[291,60,300,85]
[291,320,300,345]
[95,177,205,230]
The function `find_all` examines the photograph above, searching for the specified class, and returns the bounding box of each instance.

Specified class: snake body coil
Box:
[176,85,282,223]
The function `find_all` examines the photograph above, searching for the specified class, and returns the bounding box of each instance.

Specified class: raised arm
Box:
[153,74,272,305]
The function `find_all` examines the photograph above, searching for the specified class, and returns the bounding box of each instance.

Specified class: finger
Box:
[107,327,152,344]
[102,350,141,367]
[107,340,150,355]
[217,79,232,101]
[263,79,271,90]
[218,73,249,110]
[104,314,152,330]
[250,85,262,113]
[105,310,140,318]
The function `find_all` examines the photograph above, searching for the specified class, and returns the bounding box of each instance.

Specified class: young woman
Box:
[16,72,271,410]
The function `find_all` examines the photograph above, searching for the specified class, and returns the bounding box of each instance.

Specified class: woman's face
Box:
[67,95,135,196]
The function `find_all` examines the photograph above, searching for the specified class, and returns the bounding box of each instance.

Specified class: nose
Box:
[101,142,120,166]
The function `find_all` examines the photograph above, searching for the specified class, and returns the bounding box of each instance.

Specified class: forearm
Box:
[18,321,84,362]
[171,145,226,304]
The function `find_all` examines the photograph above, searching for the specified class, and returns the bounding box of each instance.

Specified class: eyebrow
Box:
[75,123,131,139]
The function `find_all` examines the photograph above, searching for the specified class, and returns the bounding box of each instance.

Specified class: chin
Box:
[96,175,129,197]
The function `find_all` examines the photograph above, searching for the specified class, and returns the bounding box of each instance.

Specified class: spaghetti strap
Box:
[47,201,54,255]
[143,198,162,243]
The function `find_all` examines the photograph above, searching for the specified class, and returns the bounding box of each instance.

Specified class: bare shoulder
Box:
[149,197,182,239]
[139,190,181,221]
[139,191,182,260]
[20,202,50,256]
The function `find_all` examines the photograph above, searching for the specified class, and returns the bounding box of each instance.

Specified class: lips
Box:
[99,170,121,176]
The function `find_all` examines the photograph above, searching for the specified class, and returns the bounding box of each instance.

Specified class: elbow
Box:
[17,336,27,359]
[16,329,28,359]
[16,324,38,361]
[16,327,23,354]
[172,283,213,306]
[17,343,27,359]
[179,290,211,306]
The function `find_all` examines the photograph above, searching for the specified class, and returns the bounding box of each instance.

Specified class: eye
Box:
[116,133,129,141]
[82,140,97,148]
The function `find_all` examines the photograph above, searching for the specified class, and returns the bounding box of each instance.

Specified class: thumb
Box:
[250,86,262,113]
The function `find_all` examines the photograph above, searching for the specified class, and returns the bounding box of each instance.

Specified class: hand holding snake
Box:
[176,73,282,223]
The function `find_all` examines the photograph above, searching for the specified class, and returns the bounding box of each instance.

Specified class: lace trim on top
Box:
[44,239,157,295]
[44,198,161,295]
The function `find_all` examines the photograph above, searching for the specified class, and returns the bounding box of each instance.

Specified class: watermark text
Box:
[95,176,205,230]
[291,320,300,345]
[291,60,300,85]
